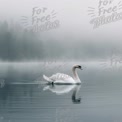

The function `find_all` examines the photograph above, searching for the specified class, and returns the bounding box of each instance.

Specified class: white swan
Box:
[43,65,82,84]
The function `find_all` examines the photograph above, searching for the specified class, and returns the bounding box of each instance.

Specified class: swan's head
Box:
[74,65,83,70]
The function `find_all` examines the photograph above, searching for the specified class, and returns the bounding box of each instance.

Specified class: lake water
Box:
[0,62,122,122]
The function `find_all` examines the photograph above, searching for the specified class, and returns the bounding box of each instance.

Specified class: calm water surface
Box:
[0,62,122,122]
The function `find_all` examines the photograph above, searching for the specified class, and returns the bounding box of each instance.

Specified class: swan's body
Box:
[43,65,82,84]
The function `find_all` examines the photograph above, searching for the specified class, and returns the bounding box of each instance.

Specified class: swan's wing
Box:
[49,73,74,82]
[43,75,52,82]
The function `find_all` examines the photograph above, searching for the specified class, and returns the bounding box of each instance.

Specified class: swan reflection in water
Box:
[43,84,81,104]
[71,85,81,104]
[0,79,5,88]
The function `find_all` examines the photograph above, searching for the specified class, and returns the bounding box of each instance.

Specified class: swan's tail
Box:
[43,75,52,82]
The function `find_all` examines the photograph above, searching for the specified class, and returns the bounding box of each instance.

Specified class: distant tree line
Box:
[0,21,44,61]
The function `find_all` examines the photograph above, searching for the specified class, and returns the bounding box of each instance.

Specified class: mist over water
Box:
[0,21,122,62]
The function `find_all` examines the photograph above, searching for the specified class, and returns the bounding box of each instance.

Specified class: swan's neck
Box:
[72,67,81,83]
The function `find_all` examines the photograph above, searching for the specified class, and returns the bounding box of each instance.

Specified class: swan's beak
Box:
[80,67,83,70]
[80,68,83,70]
[78,65,83,70]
